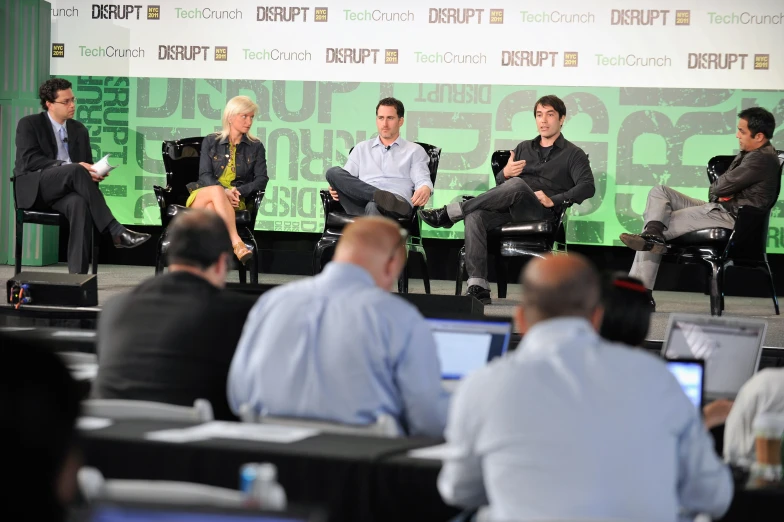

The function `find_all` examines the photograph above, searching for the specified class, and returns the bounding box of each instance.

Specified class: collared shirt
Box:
[438,317,733,522]
[709,142,781,216]
[227,262,450,437]
[724,368,784,465]
[498,133,594,207]
[344,136,433,206]
[47,112,71,164]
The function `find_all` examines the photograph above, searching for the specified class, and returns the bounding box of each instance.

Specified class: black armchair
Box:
[664,150,784,316]
[154,137,264,283]
[312,142,441,294]
[10,176,98,275]
[455,150,571,298]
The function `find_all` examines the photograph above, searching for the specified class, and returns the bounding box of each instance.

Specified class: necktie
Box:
[58,126,71,164]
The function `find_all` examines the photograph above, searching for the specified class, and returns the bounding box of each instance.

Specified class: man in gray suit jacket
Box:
[14,78,149,273]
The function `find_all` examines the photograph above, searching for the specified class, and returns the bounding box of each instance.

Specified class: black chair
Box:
[455,150,571,298]
[312,142,441,294]
[10,176,98,275]
[664,150,784,316]
[154,137,264,284]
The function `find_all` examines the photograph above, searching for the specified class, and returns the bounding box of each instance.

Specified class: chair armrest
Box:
[152,185,174,225]
[245,190,265,227]
[320,189,345,215]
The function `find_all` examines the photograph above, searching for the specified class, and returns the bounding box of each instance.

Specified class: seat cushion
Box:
[326,211,411,230]
[669,227,732,246]
[165,205,252,227]
[20,209,64,226]
[490,220,553,237]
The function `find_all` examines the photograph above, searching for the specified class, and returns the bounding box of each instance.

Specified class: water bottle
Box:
[239,462,287,510]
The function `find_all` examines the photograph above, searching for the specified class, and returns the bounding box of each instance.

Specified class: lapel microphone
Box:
[385,145,391,151]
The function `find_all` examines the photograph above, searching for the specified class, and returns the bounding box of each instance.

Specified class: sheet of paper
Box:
[78,416,113,430]
[52,330,96,338]
[69,363,98,380]
[145,421,320,444]
[407,443,464,461]
[92,154,117,177]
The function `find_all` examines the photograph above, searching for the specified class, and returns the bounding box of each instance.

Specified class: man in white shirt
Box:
[724,368,784,465]
[438,253,733,522]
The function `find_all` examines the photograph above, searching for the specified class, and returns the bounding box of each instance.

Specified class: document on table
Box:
[77,416,113,430]
[145,421,320,444]
[407,443,464,460]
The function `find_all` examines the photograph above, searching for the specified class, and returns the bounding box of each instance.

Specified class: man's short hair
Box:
[376,97,405,118]
[166,210,232,269]
[533,95,567,120]
[39,78,73,110]
[520,254,600,320]
[738,107,776,140]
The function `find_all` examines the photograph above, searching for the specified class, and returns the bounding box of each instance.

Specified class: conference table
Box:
[79,419,782,522]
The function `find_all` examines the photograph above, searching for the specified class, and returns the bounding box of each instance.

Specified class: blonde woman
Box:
[187,95,268,263]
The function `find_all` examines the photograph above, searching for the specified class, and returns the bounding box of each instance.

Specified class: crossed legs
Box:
[189,185,251,262]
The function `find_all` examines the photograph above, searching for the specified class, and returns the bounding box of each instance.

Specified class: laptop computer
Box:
[661,314,766,401]
[89,499,325,522]
[665,358,705,410]
[427,315,512,391]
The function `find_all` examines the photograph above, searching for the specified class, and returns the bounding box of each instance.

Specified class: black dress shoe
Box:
[419,207,453,229]
[113,229,151,249]
[619,232,668,255]
[373,189,411,219]
[466,285,491,305]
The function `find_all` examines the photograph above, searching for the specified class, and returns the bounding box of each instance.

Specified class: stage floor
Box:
[4,263,784,347]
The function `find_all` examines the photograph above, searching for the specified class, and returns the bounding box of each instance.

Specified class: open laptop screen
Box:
[90,502,315,522]
[666,358,705,410]
[662,314,766,399]
[427,317,512,380]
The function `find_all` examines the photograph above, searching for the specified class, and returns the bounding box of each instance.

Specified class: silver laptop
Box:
[661,314,766,401]
[427,316,512,391]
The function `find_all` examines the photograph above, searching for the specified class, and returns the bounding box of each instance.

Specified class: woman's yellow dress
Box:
[186,142,246,210]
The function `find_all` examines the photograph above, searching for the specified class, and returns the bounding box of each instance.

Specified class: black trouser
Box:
[35,164,115,274]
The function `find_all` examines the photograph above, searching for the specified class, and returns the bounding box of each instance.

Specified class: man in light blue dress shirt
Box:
[325,97,433,218]
[438,253,733,521]
[228,217,450,437]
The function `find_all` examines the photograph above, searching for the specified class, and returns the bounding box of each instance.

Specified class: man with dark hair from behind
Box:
[621,107,781,310]
[420,94,594,304]
[93,210,258,420]
[14,78,150,274]
[325,97,433,218]
[2,333,82,521]
[438,253,732,521]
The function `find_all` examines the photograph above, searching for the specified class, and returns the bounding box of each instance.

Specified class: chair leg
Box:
[15,215,23,274]
[250,247,259,285]
[418,247,431,295]
[720,264,726,312]
[455,246,466,296]
[496,255,508,299]
[398,257,410,294]
[238,263,247,284]
[707,261,722,316]
[91,226,99,275]
[155,234,166,275]
[313,238,335,275]
[764,263,780,315]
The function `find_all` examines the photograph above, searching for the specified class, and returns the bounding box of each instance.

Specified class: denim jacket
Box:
[198,133,269,197]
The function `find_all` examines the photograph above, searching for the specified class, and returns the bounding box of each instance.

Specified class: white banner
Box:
[49,0,784,89]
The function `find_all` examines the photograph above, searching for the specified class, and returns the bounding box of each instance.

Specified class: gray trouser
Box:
[449,177,548,288]
[629,185,736,289]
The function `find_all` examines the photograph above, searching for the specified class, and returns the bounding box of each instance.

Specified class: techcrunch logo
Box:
[326,48,398,64]
[707,12,783,24]
[520,10,595,23]
[52,7,78,17]
[428,8,504,24]
[175,8,242,19]
[80,45,145,58]
[414,51,487,64]
[244,48,312,61]
[595,54,672,67]
[343,9,413,22]
[92,4,160,20]
[158,45,227,61]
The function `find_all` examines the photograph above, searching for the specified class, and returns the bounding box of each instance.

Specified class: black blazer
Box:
[92,272,258,421]
[13,112,93,209]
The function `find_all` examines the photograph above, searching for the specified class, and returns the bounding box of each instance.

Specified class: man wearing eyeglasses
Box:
[228,217,450,437]
[13,78,150,274]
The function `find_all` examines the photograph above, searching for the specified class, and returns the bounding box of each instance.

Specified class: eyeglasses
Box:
[52,97,77,106]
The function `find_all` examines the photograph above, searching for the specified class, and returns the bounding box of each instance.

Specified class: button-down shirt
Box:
[344,136,433,207]
[47,112,71,164]
[227,262,450,437]
[724,368,784,466]
[438,317,733,522]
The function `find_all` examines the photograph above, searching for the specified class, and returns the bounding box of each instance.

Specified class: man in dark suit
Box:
[14,78,150,273]
[93,210,258,421]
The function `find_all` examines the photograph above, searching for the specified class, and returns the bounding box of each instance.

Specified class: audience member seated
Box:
[724,368,784,465]
[93,210,258,421]
[186,95,269,264]
[2,332,82,521]
[228,216,450,437]
[437,253,733,521]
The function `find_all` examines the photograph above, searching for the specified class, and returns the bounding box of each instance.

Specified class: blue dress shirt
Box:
[344,136,433,207]
[227,262,450,437]
[438,317,733,522]
[47,112,71,164]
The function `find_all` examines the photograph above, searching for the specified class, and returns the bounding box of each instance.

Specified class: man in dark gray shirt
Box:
[620,107,781,309]
[421,95,595,304]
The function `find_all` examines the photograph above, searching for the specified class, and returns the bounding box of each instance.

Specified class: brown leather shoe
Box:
[233,242,252,264]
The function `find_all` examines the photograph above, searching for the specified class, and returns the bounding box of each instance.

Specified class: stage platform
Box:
[2,263,784,348]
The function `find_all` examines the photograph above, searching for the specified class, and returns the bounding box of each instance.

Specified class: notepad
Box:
[93,154,117,177]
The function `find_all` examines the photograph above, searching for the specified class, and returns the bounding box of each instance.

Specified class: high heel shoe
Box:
[233,242,252,264]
